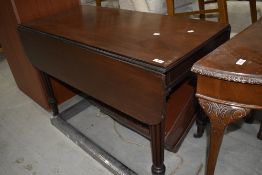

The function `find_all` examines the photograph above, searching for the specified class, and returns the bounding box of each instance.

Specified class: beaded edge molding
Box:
[191,65,262,85]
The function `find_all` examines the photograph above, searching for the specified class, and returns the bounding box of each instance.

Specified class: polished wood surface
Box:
[18,5,230,174]
[0,0,79,110]
[22,6,228,70]
[192,18,262,175]
[19,26,165,125]
[193,24,261,81]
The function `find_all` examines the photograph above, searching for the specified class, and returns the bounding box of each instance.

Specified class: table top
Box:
[20,5,229,72]
[192,18,262,85]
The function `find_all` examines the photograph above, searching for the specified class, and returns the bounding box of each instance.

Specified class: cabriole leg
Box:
[198,98,250,175]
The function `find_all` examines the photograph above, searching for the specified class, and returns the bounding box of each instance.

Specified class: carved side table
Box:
[192,18,262,175]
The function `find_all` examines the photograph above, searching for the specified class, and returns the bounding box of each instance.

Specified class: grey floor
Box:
[1,1,262,175]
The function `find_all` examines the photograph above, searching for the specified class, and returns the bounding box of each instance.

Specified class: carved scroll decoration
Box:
[198,98,250,128]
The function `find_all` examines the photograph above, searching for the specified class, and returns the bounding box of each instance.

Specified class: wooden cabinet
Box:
[0,0,80,110]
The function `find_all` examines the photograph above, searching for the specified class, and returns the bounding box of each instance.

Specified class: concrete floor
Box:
[0,56,112,175]
[1,1,262,175]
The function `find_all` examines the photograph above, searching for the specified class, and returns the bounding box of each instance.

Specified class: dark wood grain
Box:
[192,18,262,175]
[19,26,165,125]
[197,75,262,109]
[18,5,230,174]
[192,19,262,84]
[150,122,166,175]
[22,6,229,70]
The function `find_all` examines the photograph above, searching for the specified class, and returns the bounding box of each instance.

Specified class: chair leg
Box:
[166,0,175,16]
[42,72,59,116]
[194,106,208,138]
[258,120,262,140]
[217,0,228,23]
[96,0,102,7]
[244,110,255,123]
[198,0,206,20]
[249,0,257,23]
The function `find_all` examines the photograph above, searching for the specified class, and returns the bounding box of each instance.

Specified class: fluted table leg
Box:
[150,121,166,175]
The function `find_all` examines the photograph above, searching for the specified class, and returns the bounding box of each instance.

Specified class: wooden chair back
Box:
[166,0,257,24]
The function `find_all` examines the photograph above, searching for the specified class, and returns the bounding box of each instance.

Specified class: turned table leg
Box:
[198,98,250,175]
[42,72,59,116]
[150,122,166,175]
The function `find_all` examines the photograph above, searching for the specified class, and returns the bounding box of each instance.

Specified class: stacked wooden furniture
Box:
[166,0,257,24]
[18,5,230,174]
[0,0,79,110]
[192,18,262,175]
